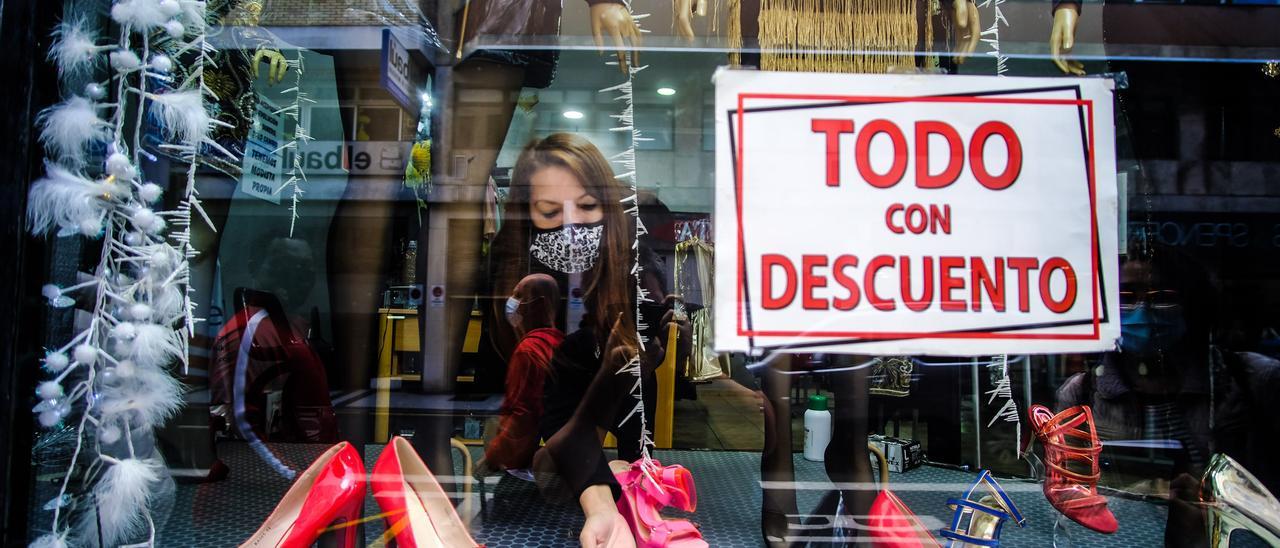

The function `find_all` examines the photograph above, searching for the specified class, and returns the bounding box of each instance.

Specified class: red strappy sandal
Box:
[1028,404,1118,534]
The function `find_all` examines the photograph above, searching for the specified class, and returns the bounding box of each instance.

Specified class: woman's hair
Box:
[490,133,636,358]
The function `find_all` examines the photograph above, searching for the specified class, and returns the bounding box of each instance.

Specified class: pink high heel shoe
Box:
[648,460,697,512]
[613,460,708,547]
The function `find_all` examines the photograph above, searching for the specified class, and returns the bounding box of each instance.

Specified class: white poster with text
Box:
[714,70,1120,355]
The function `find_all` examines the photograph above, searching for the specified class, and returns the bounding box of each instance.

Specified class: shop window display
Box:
[6,0,1280,546]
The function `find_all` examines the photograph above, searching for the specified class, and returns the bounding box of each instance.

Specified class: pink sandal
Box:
[645,460,697,512]
[614,461,708,547]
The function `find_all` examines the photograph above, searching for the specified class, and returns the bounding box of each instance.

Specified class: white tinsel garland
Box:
[28,0,216,544]
[978,0,1010,76]
[273,52,314,236]
[601,0,659,465]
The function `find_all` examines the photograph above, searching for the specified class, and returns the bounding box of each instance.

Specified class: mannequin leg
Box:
[327,180,402,391]
[759,353,798,545]
[821,357,875,528]
[439,59,525,382]
[186,178,233,371]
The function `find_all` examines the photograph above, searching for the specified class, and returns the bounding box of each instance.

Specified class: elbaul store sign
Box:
[713,70,1120,356]
[286,141,409,176]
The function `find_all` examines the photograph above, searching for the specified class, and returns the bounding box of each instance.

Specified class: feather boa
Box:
[49,19,102,75]
[149,90,211,146]
[37,97,111,164]
[80,458,163,546]
[26,165,116,236]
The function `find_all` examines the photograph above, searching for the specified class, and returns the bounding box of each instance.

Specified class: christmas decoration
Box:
[600,0,659,465]
[28,0,218,543]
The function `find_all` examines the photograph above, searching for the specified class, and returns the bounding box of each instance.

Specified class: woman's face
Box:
[529,165,604,230]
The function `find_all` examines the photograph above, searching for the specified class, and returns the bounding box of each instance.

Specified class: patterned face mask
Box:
[529,222,604,274]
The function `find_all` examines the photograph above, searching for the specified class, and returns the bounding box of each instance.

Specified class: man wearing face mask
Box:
[1057,246,1215,547]
[480,274,566,475]
[1060,250,1213,469]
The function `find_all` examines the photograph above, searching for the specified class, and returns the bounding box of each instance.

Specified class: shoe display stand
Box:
[158,442,1228,547]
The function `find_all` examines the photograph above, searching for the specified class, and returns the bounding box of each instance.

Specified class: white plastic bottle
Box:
[803,394,832,461]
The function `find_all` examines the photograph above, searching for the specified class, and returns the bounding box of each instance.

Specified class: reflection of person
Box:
[1057,246,1213,547]
[209,232,337,454]
[480,274,565,473]
[1057,249,1214,475]
[487,133,687,547]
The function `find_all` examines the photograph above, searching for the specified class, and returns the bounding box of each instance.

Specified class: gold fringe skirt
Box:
[728,0,941,74]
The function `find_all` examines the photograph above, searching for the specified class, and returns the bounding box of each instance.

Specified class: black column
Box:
[0,0,59,543]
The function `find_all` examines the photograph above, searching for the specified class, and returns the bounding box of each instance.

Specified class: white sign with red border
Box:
[714,70,1120,356]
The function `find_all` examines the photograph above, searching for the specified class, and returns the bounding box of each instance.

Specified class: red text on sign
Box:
[811,119,1023,190]
[761,254,1078,314]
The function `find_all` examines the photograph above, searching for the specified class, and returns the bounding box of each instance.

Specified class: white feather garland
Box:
[110,0,173,30]
[151,284,185,322]
[109,49,142,72]
[98,364,183,426]
[127,322,182,369]
[37,97,111,166]
[149,90,210,145]
[49,19,102,76]
[82,457,162,546]
[33,0,216,539]
[177,0,207,34]
[26,165,111,236]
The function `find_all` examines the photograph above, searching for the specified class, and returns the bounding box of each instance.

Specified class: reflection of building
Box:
[1117,61,1280,316]
[254,3,732,392]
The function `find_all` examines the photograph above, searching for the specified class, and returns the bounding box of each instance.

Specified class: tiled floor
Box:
[142,382,1268,547]
[153,441,1271,548]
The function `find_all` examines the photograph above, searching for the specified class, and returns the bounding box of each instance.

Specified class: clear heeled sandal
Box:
[1201,453,1280,548]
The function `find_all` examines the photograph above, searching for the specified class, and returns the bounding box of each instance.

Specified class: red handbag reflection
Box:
[868,489,942,548]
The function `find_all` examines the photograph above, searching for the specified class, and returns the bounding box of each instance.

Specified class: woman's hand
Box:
[673,0,696,43]
[1049,5,1085,75]
[952,0,980,64]
[590,3,643,73]
[579,484,636,547]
